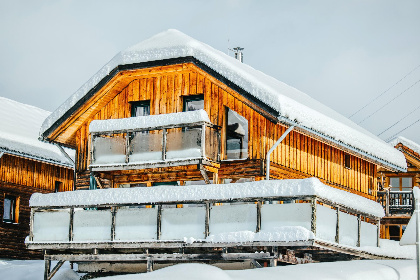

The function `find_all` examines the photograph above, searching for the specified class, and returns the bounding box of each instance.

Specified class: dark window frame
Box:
[183,94,204,112]
[131,100,151,117]
[3,194,17,223]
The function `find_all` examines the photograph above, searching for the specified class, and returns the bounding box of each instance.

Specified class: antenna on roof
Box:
[229,47,244,63]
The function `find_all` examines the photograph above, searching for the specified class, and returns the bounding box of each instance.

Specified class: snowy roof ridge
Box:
[389,136,420,158]
[29,178,385,217]
[0,97,74,167]
[89,109,211,133]
[39,29,406,170]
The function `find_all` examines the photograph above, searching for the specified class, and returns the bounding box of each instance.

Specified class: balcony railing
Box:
[377,190,413,216]
[88,111,220,171]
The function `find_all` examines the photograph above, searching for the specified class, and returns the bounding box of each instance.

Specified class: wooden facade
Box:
[0,153,73,259]
[44,62,381,200]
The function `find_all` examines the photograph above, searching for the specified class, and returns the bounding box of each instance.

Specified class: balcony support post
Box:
[205,202,210,238]
[69,208,74,242]
[335,207,340,244]
[256,201,262,233]
[357,214,361,247]
[157,205,162,240]
[311,198,317,236]
[125,132,130,164]
[162,129,167,161]
[29,208,35,241]
[201,124,206,158]
[200,164,211,184]
[111,207,117,241]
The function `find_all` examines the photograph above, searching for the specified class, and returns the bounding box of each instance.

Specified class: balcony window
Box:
[226,108,248,160]
[131,101,150,117]
[166,128,202,160]
[183,95,204,112]
[130,131,163,162]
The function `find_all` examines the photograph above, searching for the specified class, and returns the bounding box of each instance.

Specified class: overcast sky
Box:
[1,0,419,144]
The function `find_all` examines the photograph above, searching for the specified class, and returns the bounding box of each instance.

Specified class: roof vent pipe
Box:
[233,47,244,63]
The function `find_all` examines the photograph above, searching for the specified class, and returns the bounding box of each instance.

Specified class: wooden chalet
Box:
[377,136,420,240]
[29,30,408,276]
[0,97,74,259]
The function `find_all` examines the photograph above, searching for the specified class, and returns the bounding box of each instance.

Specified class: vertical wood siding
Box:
[75,64,376,197]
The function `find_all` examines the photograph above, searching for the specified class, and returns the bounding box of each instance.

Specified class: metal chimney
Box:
[233,47,244,63]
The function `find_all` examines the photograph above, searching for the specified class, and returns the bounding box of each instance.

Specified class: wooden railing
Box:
[377,190,413,216]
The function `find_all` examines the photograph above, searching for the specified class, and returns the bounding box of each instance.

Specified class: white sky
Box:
[0,0,419,144]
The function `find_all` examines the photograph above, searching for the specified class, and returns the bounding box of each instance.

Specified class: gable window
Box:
[344,154,351,169]
[55,181,63,193]
[3,195,18,223]
[131,101,150,117]
[183,95,204,112]
[226,108,248,160]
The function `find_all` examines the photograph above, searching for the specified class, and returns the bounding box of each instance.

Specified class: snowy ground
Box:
[0,259,416,280]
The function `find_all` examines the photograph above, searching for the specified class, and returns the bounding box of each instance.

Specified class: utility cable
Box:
[349,63,420,118]
[385,117,420,142]
[377,103,420,136]
[358,78,420,124]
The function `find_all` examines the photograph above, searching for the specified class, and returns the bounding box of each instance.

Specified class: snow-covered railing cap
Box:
[89,109,212,134]
[29,178,385,218]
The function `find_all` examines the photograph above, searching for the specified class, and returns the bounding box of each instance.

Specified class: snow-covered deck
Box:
[26,178,394,267]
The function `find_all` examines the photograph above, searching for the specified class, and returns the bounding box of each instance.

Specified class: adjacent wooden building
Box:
[378,136,420,240]
[0,97,74,259]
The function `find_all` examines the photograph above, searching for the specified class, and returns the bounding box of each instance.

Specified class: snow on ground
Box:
[1,259,416,280]
[29,178,385,217]
[390,136,420,156]
[0,259,79,280]
[0,96,74,166]
[40,29,406,170]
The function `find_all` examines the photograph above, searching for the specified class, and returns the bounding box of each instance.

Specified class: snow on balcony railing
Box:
[88,110,220,169]
[27,178,382,248]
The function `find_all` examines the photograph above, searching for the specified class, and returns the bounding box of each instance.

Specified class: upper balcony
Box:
[89,110,220,172]
[377,190,413,216]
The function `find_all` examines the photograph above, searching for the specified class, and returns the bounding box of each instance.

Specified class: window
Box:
[183,95,204,112]
[55,181,63,193]
[131,101,150,117]
[226,108,248,159]
[3,195,17,223]
[389,177,413,191]
[344,154,351,169]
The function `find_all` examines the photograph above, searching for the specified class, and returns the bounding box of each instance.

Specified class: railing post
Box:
[44,257,51,280]
[111,207,117,241]
[201,124,206,158]
[205,202,210,238]
[90,134,96,164]
[335,206,340,244]
[125,132,130,164]
[311,198,317,236]
[357,214,361,247]
[69,208,74,242]
[157,205,162,240]
[377,218,381,247]
[256,201,262,233]
[385,189,390,216]
[162,129,167,161]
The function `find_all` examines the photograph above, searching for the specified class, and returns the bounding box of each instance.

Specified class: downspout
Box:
[54,143,76,191]
[266,125,295,180]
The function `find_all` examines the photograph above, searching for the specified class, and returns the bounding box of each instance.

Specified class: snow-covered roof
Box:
[30,178,385,217]
[39,29,406,171]
[90,110,211,134]
[390,136,420,157]
[0,97,74,167]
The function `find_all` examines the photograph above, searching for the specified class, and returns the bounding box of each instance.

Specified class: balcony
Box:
[89,110,220,172]
[377,190,413,216]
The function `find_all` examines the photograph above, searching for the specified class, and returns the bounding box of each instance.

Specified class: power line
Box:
[349,63,420,119]
[377,104,420,136]
[358,78,420,124]
[385,117,420,142]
